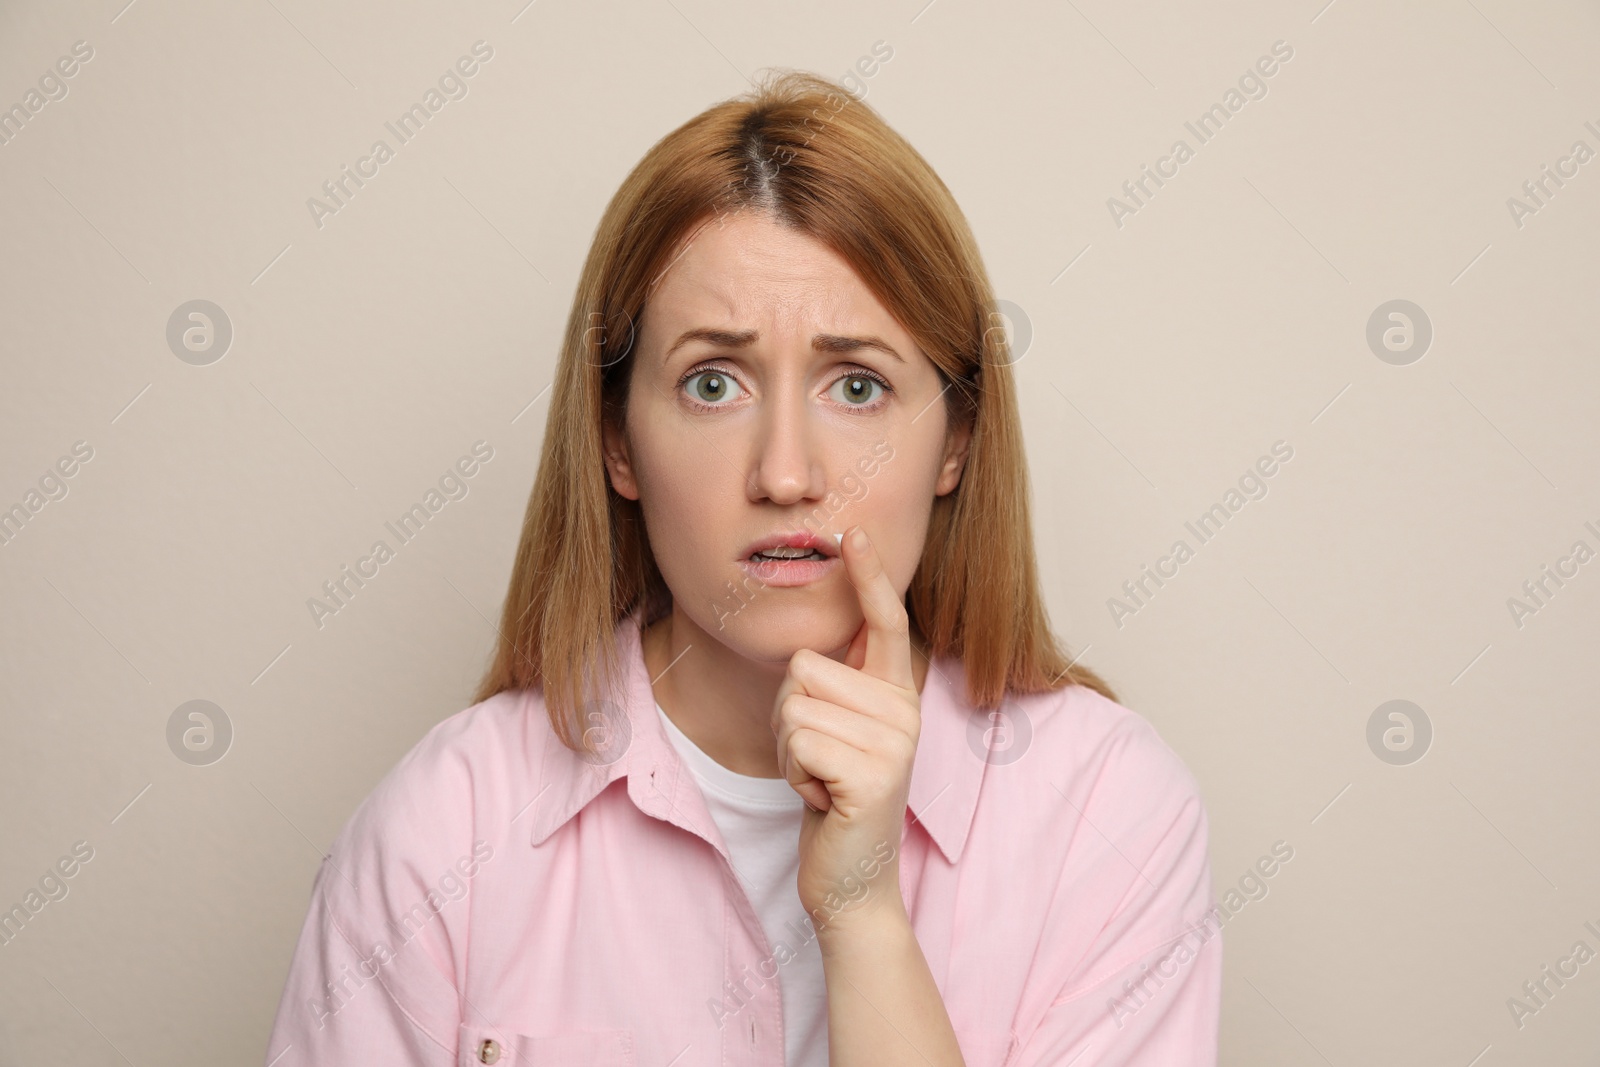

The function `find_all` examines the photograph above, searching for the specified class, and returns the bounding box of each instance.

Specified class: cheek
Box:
[625,396,705,500]
[629,429,740,563]
[635,438,703,502]
[875,485,936,582]
[848,453,942,586]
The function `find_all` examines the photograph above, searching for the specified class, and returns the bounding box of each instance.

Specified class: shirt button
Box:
[477,1038,501,1063]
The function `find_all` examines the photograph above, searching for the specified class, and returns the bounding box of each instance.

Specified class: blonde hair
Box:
[473,70,1115,750]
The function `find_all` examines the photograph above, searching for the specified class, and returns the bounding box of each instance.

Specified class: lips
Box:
[740,531,838,562]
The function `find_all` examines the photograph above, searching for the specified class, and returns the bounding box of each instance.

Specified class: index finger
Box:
[838,524,915,692]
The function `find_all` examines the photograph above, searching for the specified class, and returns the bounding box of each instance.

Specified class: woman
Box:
[265,71,1221,1066]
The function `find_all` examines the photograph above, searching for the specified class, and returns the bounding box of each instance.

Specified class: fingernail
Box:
[849,527,869,551]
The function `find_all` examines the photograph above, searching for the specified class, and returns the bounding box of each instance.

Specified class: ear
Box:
[935,409,973,497]
[601,417,640,500]
[935,370,976,496]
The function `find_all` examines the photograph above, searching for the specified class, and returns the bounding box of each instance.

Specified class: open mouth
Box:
[749,549,828,562]
[739,539,839,587]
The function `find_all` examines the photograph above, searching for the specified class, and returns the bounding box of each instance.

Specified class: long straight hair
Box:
[473,70,1116,751]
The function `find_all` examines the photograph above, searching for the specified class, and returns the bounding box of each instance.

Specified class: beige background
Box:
[2,0,1598,1063]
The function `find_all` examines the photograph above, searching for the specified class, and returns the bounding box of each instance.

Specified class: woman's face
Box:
[602,209,972,665]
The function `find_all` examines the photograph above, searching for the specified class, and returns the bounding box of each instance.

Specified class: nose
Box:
[745,382,825,506]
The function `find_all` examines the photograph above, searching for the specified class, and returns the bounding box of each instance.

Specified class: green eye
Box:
[831,374,885,406]
[683,370,744,406]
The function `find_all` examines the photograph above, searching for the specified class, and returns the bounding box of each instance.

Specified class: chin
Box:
[705,598,857,662]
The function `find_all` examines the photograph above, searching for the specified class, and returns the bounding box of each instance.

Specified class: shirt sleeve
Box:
[263,854,462,1066]
[1009,718,1223,1066]
[263,720,484,1066]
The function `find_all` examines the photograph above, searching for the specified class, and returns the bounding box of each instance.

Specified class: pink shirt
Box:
[265,609,1221,1065]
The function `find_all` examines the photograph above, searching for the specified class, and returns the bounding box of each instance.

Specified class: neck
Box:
[641,601,931,778]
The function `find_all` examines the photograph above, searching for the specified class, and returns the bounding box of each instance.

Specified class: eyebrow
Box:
[663,328,906,366]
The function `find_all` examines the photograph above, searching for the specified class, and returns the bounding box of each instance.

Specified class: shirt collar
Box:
[527,607,988,865]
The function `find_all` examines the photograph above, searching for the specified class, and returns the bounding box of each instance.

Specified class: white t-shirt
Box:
[656,704,827,1066]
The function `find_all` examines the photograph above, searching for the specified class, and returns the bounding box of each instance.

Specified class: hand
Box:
[770,524,921,932]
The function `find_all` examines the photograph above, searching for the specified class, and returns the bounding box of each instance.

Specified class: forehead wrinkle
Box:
[658,285,871,366]
[650,219,906,368]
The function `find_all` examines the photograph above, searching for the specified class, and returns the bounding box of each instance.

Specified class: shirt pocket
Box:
[458,1024,635,1066]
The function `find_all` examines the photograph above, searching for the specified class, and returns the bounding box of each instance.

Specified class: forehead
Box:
[644,211,900,337]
